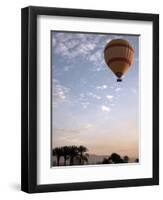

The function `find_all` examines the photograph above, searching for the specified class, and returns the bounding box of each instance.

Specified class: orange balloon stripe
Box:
[105,44,134,53]
[107,57,131,66]
[108,62,130,75]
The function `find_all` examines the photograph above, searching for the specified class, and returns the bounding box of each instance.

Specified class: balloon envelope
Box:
[104,39,134,81]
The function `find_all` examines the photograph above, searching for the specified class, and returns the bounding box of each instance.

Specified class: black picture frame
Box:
[21,6,159,193]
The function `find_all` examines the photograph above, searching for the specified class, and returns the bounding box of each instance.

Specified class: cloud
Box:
[80,123,94,131]
[53,33,98,60]
[52,32,127,68]
[106,95,113,101]
[52,79,70,106]
[55,123,94,135]
[96,85,108,90]
[80,93,85,98]
[52,32,111,68]
[53,123,95,144]
[88,50,102,65]
[87,92,101,100]
[81,102,90,109]
[115,87,121,92]
[63,65,72,71]
[101,105,110,112]
[78,93,88,104]
[78,92,102,109]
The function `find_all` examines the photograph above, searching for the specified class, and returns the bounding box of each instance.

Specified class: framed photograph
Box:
[21,6,159,193]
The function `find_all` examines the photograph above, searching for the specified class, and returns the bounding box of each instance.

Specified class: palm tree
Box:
[77,145,89,165]
[69,146,79,165]
[53,147,63,166]
[62,146,70,166]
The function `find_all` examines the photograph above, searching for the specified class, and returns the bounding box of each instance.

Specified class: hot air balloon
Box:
[104,39,134,82]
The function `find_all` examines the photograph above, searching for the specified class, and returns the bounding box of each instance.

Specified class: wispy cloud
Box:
[79,93,85,98]
[53,123,95,144]
[53,79,70,106]
[87,92,101,100]
[106,95,114,101]
[52,32,110,69]
[80,123,94,130]
[101,105,110,112]
[96,85,108,90]
[88,50,102,65]
[53,33,97,60]
[115,87,121,92]
[63,65,72,72]
[81,102,90,109]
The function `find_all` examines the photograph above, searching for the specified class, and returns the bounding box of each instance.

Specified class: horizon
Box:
[52,144,138,158]
[51,145,138,166]
[52,31,139,159]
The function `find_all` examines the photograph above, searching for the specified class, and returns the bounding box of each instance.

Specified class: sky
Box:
[52,31,139,158]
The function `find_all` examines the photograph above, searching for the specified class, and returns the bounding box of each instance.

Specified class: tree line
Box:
[52,145,89,166]
[52,146,139,166]
[102,153,130,164]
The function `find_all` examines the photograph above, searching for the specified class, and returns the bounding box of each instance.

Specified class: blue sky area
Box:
[52,31,139,158]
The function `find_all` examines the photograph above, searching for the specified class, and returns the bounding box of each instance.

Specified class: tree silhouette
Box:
[123,155,129,163]
[53,147,63,166]
[109,153,124,163]
[52,145,134,166]
[69,146,79,165]
[77,145,89,165]
[62,146,70,166]
[102,157,110,164]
